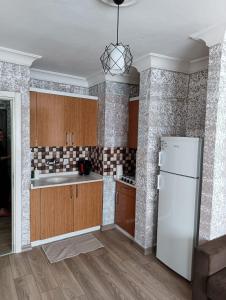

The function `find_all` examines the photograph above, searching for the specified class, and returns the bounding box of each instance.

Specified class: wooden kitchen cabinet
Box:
[30,189,41,241]
[64,96,82,146]
[30,91,98,147]
[73,181,103,231]
[40,186,74,239]
[115,181,136,237]
[36,93,65,146]
[79,99,98,146]
[128,100,139,149]
[30,181,103,241]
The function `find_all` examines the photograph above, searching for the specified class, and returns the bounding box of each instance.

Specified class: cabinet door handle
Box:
[72,132,74,146]
[66,132,68,146]
[76,185,78,198]
[116,191,119,205]
[70,186,73,200]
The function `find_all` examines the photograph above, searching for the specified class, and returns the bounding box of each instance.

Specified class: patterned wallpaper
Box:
[0,61,31,247]
[89,81,139,147]
[199,42,226,243]
[89,81,139,226]
[135,67,208,249]
[30,78,89,95]
[186,70,208,137]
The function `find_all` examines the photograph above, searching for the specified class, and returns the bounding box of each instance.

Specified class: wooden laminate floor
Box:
[0,217,11,255]
[0,229,192,300]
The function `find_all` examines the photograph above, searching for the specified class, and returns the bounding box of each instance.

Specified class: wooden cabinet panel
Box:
[64,97,83,146]
[79,99,98,146]
[40,186,74,239]
[30,92,37,147]
[36,93,65,146]
[115,182,136,237]
[30,189,41,241]
[74,182,103,231]
[128,100,139,149]
[30,92,98,147]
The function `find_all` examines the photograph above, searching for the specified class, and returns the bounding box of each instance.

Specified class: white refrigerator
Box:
[156,137,202,281]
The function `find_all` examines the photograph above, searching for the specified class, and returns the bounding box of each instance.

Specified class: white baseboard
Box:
[31,226,100,247]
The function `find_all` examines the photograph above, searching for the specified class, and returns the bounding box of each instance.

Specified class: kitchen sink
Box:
[44,176,70,184]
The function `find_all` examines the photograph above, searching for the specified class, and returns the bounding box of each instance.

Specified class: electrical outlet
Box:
[63,158,69,165]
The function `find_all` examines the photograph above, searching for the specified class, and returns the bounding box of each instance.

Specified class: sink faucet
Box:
[46,159,60,166]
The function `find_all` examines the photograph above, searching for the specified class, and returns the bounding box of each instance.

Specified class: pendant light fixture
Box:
[100,0,133,76]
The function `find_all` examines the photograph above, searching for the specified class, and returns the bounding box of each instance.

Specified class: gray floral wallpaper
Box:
[0,61,31,247]
[135,68,189,249]
[30,78,89,95]
[89,81,139,225]
[186,70,208,137]
[135,67,208,249]
[199,42,226,243]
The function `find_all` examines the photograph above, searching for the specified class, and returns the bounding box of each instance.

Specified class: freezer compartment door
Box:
[156,171,199,281]
[159,137,202,178]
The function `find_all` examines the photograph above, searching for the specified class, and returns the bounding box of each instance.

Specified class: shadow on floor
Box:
[0,217,11,255]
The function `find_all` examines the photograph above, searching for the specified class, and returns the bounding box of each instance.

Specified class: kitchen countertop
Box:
[115,178,136,189]
[31,172,103,189]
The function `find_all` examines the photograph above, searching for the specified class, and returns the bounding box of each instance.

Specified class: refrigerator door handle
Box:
[157,175,161,190]
[158,151,163,167]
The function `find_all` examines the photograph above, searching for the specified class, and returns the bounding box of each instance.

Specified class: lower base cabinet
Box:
[30,181,103,241]
[41,186,74,239]
[115,181,136,237]
[74,182,103,231]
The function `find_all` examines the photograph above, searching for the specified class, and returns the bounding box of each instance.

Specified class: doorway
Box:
[0,100,12,255]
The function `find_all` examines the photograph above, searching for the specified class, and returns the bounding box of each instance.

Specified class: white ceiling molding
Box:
[134,53,189,73]
[86,71,106,87]
[87,68,140,87]
[0,47,41,66]
[31,68,89,87]
[31,53,208,89]
[189,56,209,74]
[190,23,226,47]
[133,52,208,74]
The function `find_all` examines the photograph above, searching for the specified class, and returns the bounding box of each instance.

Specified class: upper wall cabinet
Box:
[128,100,139,149]
[30,92,98,147]
[64,97,82,146]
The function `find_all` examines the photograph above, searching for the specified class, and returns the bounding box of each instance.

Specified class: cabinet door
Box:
[30,189,41,241]
[115,182,136,237]
[30,92,37,147]
[40,186,74,239]
[79,99,98,146]
[36,93,65,146]
[74,182,103,231]
[128,100,139,149]
[64,97,83,146]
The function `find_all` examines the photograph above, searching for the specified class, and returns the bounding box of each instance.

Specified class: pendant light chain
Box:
[100,0,133,75]
[117,4,119,45]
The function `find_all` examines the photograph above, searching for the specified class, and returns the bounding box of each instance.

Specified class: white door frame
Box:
[0,91,22,253]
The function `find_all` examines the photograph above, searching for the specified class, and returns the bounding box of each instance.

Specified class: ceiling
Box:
[0,0,225,77]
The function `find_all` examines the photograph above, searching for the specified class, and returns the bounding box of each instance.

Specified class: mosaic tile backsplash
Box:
[31,147,91,173]
[91,147,136,176]
[31,146,136,176]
